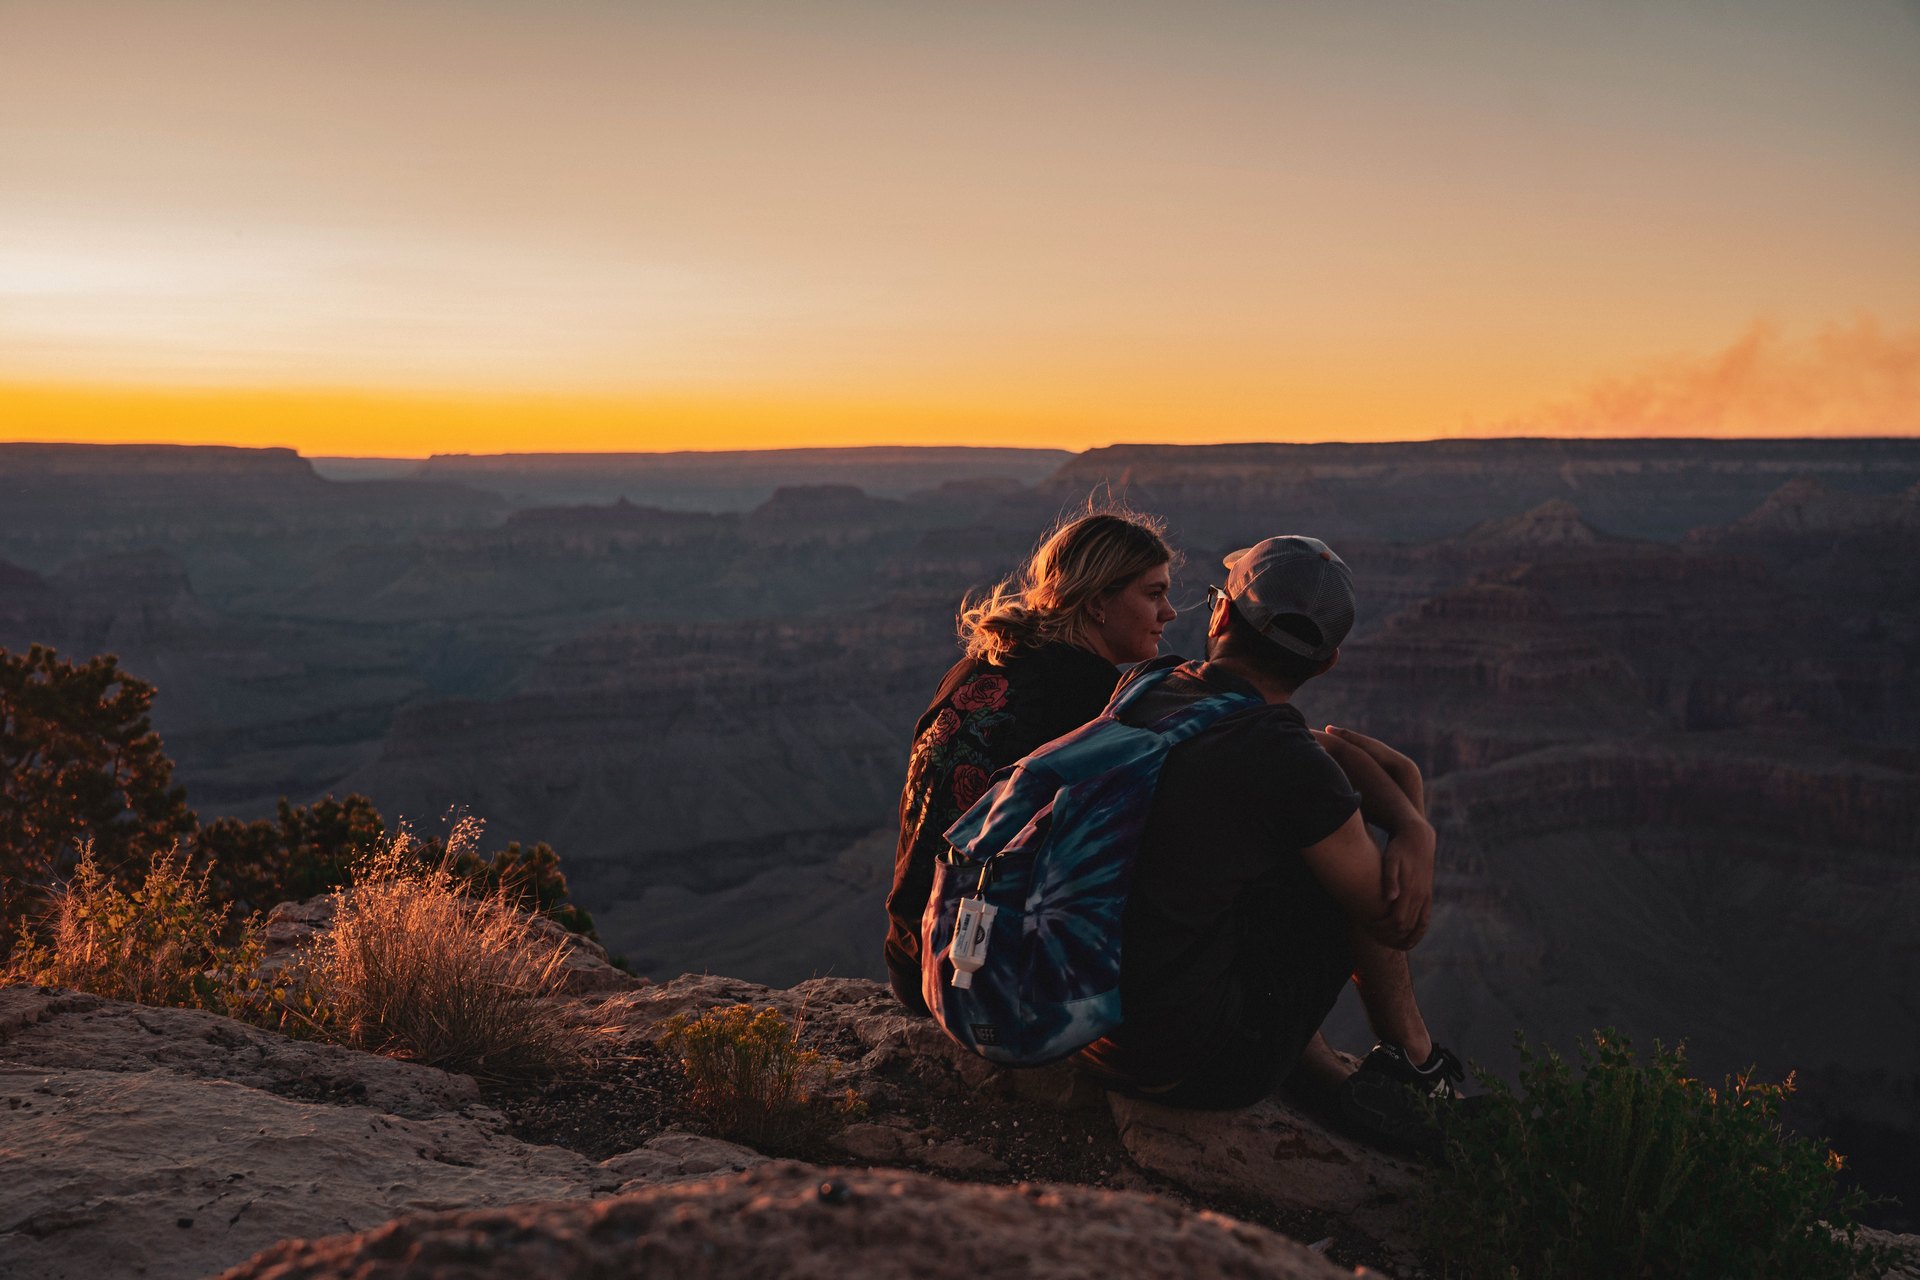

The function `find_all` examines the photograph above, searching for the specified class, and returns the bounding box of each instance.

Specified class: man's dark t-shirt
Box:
[1078,660,1360,1099]
[885,641,1120,1014]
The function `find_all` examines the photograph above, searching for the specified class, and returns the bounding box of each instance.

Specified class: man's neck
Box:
[1202,656,1296,706]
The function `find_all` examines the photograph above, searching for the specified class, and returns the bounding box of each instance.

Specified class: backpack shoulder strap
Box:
[1109,660,1264,746]
[943,664,1262,862]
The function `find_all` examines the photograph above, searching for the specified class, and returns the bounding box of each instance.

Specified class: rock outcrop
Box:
[570,974,1426,1267]
[216,1161,1354,1280]
[1456,499,1609,547]
[1051,437,1920,542]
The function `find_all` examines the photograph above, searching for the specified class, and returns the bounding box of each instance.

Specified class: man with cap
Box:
[1075,535,1463,1151]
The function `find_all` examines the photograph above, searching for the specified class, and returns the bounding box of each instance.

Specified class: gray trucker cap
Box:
[1221,535,1355,662]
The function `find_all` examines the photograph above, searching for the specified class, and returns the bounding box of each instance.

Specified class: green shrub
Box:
[197,797,599,941]
[448,840,598,940]
[5,842,257,1013]
[1422,1030,1897,1280]
[661,1004,841,1147]
[281,823,599,1081]
[196,794,388,917]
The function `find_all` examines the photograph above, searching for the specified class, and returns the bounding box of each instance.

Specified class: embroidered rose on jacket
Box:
[950,764,991,811]
[950,674,1010,713]
[926,708,962,746]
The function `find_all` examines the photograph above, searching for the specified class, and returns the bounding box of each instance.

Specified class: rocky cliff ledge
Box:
[0,971,1427,1280]
[4,973,1914,1280]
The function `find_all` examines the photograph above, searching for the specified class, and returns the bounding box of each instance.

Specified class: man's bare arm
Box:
[1299,809,1434,950]
[1311,728,1435,945]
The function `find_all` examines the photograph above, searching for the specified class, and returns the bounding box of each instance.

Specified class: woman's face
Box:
[1086,563,1177,665]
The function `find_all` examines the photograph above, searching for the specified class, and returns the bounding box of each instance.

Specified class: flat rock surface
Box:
[0,985,761,1280]
[0,986,478,1118]
[217,1160,1358,1280]
[1109,1092,1421,1267]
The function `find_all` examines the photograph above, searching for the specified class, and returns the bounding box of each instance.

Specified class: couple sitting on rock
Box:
[883,508,1464,1154]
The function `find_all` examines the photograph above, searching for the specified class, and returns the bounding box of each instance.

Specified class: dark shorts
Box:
[1077,883,1355,1110]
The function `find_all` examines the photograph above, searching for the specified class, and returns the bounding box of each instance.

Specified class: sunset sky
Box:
[2,0,1916,455]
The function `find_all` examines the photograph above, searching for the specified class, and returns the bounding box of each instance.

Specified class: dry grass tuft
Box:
[287,820,597,1081]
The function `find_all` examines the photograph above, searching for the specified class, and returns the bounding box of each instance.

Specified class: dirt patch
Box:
[486,1041,686,1161]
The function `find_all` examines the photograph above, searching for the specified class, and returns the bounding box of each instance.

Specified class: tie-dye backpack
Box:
[920,660,1263,1065]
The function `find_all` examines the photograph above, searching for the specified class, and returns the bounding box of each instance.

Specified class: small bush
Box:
[1423,1030,1897,1280]
[284,822,596,1081]
[661,1004,839,1147]
[5,842,258,1013]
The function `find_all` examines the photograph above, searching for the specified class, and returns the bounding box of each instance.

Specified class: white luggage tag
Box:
[948,896,998,989]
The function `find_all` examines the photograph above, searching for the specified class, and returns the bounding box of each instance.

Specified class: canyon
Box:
[2,437,1916,1220]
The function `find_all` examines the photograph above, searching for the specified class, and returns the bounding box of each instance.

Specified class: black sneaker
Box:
[1334,1042,1467,1160]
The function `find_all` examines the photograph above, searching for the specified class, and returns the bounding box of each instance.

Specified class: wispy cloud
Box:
[1479,318,1920,438]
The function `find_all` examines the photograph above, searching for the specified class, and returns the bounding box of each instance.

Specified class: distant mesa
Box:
[743,484,913,547]
[1456,500,1609,547]
[412,447,1070,512]
[505,498,731,533]
[308,457,428,483]
[0,442,314,480]
[1689,475,1920,542]
[926,475,1028,496]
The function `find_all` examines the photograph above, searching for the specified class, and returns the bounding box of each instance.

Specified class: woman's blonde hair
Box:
[958,505,1175,664]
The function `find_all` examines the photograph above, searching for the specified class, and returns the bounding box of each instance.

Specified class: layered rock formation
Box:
[1051,438,1920,543]
[0,444,501,602]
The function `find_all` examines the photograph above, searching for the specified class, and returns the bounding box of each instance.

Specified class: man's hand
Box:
[1323,724,1424,815]
[1375,817,1435,949]
[1300,810,1435,952]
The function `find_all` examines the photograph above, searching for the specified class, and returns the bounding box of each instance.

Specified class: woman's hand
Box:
[1323,724,1424,815]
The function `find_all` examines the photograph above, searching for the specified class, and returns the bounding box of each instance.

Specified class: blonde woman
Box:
[884,508,1178,1013]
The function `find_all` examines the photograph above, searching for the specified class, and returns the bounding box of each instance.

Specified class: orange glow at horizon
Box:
[5,317,1914,456]
[2,3,1916,455]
